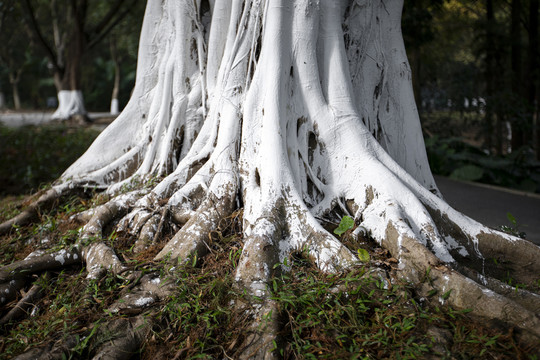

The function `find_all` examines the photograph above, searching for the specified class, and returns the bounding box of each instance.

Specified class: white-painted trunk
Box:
[60,0,454,260]
[2,2,540,355]
[52,90,87,120]
[110,98,120,115]
[55,3,540,336]
[0,1,536,350]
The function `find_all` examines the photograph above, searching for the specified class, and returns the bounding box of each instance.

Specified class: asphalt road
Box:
[435,175,540,245]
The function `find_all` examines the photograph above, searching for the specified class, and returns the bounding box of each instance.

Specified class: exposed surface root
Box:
[383,222,540,345]
[108,273,175,315]
[83,242,126,280]
[90,316,152,360]
[10,316,151,360]
[236,300,280,360]
[0,277,26,307]
[1,190,539,357]
[0,248,81,283]
[0,186,67,235]
[12,334,81,360]
[457,265,540,313]
[0,274,48,326]
[156,189,236,262]
[476,232,540,283]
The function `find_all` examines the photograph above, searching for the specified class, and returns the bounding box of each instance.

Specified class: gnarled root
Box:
[12,334,81,360]
[90,316,153,360]
[236,300,280,360]
[11,316,152,360]
[383,223,540,345]
[0,248,81,284]
[0,185,69,235]
[155,190,236,262]
[0,273,49,326]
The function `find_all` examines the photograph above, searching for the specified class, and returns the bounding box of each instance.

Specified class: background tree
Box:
[410,0,540,159]
[528,0,540,158]
[0,1,34,110]
[21,0,141,120]
[80,0,145,113]
[0,0,539,358]
[402,0,444,104]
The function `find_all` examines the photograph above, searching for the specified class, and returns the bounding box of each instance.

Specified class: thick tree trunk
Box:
[409,47,422,110]
[51,34,87,121]
[2,0,540,357]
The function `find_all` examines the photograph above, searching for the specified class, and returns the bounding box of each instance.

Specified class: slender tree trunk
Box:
[8,71,21,110]
[110,37,121,115]
[12,84,20,110]
[22,0,138,122]
[485,0,496,153]
[511,0,524,151]
[529,0,540,158]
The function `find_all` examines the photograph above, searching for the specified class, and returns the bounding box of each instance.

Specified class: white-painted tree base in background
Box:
[1,0,539,358]
[110,98,120,115]
[52,90,87,120]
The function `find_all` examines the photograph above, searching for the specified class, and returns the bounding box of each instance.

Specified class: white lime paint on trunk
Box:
[2,0,540,353]
[110,98,120,115]
[45,0,540,343]
[52,90,87,120]
[58,0,531,270]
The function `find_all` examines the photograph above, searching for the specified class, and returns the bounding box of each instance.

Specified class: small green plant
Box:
[357,248,370,262]
[334,215,355,236]
[498,212,526,239]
